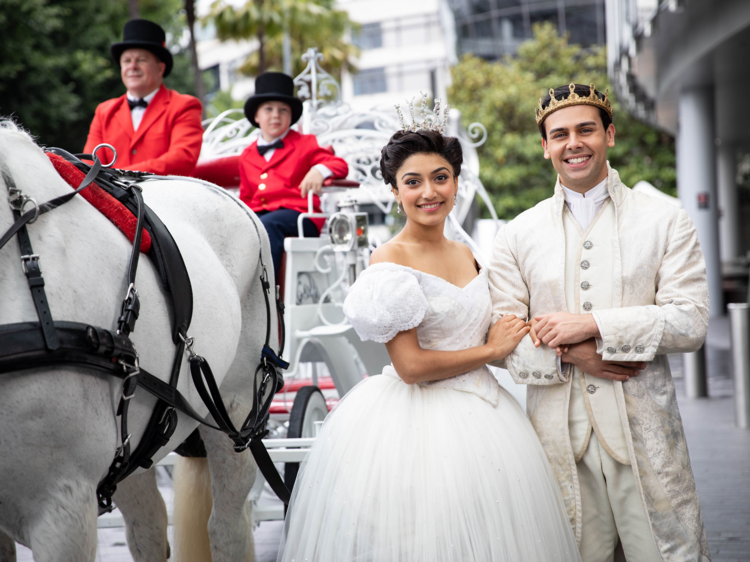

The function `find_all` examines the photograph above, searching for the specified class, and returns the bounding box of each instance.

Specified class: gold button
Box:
[259,183,266,190]
[260,173,268,179]
[132,149,137,155]
[260,197,266,202]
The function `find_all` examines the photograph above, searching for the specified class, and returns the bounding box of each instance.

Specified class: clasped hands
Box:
[526,312,645,382]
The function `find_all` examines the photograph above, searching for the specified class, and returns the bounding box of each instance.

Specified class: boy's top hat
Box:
[111,19,173,78]
[244,72,303,127]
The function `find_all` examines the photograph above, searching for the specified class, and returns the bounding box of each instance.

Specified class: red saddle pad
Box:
[46,153,151,253]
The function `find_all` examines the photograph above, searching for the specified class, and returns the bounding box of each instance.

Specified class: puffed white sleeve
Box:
[343,267,429,343]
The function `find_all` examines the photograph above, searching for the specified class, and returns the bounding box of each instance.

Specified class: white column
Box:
[717,143,740,261]
[677,88,723,317]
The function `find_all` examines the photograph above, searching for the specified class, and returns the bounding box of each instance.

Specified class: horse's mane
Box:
[0,118,38,146]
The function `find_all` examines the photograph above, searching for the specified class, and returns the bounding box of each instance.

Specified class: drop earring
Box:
[397,201,403,214]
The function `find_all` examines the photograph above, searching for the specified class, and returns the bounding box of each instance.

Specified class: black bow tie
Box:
[128,98,149,110]
[257,139,284,156]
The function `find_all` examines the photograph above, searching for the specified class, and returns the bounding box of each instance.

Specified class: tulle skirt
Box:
[278,373,581,562]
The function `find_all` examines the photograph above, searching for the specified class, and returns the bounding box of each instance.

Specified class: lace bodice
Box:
[343,262,500,405]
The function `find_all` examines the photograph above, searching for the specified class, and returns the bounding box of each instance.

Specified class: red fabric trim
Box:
[46,153,152,253]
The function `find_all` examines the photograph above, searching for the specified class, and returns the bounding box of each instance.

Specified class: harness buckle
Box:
[118,356,140,401]
[20,254,40,274]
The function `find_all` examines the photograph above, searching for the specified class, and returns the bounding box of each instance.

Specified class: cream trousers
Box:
[577,432,662,562]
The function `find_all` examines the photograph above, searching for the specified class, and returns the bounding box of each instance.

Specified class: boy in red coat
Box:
[239,72,348,279]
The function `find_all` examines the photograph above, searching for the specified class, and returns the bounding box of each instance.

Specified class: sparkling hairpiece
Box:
[395,92,450,134]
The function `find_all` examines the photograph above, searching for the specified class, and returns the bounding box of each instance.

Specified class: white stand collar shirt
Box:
[126,88,159,132]
[561,178,609,232]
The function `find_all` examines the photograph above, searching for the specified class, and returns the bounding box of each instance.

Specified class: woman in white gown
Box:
[278,129,581,562]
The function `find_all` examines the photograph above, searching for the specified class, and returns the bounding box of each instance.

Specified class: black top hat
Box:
[111,19,173,78]
[244,72,303,127]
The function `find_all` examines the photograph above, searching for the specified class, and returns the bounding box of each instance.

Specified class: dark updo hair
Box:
[539,84,612,140]
[379,129,463,189]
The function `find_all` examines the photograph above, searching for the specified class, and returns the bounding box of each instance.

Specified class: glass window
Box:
[529,7,558,32]
[353,67,388,96]
[565,6,600,47]
[353,22,383,50]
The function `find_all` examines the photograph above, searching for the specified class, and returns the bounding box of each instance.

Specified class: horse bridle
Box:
[0,147,292,511]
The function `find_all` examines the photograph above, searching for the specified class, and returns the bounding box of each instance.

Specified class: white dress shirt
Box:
[558,177,610,372]
[257,128,332,179]
[561,178,610,232]
[126,88,159,132]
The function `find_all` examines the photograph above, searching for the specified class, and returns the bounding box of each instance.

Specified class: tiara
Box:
[536,83,612,130]
[395,93,450,134]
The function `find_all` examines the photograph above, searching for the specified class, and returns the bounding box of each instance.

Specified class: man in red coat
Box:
[239,72,348,279]
[83,19,203,176]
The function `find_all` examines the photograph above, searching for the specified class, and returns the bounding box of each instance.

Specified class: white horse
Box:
[0,120,272,562]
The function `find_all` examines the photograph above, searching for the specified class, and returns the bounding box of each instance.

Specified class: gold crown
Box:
[536,83,612,130]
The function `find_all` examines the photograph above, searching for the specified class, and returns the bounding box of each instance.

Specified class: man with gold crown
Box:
[488,84,711,562]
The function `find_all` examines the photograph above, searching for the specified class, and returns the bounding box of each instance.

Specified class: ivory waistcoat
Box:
[564,200,630,465]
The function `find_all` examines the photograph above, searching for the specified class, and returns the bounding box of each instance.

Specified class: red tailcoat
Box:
[239,129,349,215]
[83,84,203,176]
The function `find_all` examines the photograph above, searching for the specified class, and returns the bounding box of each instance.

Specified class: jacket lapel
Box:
[245,138,270,170]
[130,84,169,148]
[114,96,135,141]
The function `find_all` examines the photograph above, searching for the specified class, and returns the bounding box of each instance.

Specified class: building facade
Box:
[338,0,457,110]
[607,0,750,316]
[449,0,606,59]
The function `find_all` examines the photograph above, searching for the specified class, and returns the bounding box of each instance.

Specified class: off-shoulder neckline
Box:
[365,261,486,290]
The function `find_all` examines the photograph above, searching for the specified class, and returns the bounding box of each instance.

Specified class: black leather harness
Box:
[0,148,291,511]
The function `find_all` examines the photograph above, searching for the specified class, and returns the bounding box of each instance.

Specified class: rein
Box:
[0,147,291,510]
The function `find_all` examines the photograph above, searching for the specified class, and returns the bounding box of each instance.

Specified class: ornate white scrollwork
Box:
[197,46,498,229]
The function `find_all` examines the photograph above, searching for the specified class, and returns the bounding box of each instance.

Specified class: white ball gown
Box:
[278,263,581,562]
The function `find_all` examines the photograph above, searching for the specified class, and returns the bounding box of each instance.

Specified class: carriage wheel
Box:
[284,385,327,492]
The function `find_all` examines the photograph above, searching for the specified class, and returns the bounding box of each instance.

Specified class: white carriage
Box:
[191,47,499,523]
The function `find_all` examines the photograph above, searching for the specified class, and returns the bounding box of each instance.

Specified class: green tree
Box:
[449,23,676,220]
[208,0,358,79]
[0,0,197,150]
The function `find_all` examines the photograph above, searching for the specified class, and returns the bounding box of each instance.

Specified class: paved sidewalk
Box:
[15,318,750,561]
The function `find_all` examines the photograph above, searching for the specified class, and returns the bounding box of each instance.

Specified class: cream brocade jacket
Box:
[489,167,711,562]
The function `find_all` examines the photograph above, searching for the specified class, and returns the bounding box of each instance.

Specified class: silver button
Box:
[635,345,645,354]
[607,346,616,354]
[132,149,137,155]
[544,373,554,380]
[586,384,597,394]
[532,371,541,379]
[622,345,631,353]
[583,240,593,249]
[583,302,592,311]
[581,260,590,270]
[519,371,529,379]
[581,281,590,290]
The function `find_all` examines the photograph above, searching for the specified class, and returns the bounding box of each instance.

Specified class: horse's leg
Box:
[113,467,170,562]
[202,419,258,562]
[28,480,98,562]
[0,530,16,562]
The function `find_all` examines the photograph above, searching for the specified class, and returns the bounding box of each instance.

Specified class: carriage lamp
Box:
[328,212,368,253]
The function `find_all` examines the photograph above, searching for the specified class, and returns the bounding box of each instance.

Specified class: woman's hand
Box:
[486,314,530,362]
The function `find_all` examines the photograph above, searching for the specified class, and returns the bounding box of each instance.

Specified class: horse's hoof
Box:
[166,542,171,559]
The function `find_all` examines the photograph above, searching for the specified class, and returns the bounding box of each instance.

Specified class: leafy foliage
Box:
[0,0,196,150]
[449,23,676,220]
[208,0,358,79]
